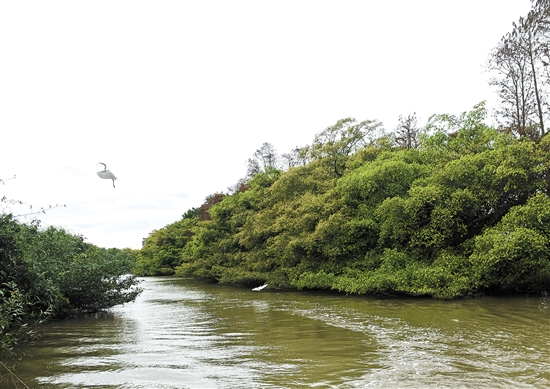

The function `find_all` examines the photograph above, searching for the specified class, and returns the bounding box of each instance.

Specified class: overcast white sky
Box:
[0,0,533,249]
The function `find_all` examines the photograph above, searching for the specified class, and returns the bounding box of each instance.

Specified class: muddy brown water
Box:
[2,277,549,388]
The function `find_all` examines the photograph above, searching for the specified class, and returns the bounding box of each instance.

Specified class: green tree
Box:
[136,218,196,276]
[470,193,550,293]
[307,118,383,177]
[1,215,142,357]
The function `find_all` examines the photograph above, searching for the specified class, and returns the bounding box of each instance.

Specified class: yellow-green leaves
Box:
[152,108,550,297]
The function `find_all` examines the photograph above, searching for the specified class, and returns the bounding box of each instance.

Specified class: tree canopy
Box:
[138,103,550,298]
[138,2,550,298]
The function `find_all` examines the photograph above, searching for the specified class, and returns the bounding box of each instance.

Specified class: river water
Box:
[2,277,549,389]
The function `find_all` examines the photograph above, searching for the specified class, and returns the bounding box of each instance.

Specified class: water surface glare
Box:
[3,277,549,388]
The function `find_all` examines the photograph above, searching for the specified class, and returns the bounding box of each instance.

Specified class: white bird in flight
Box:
[252,284,268,291]
[96,162,117,188]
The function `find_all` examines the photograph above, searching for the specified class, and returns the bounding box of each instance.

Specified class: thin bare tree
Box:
[395,113,420,149]
[488,0,549,138]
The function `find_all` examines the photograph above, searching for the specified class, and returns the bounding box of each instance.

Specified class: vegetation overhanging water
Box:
[136,102,550,300]
[2,0,550,376]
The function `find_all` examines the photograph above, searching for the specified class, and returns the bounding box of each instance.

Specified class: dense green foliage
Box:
[140,104,550,298]
[135,217,197,276]
[0,215,141,356]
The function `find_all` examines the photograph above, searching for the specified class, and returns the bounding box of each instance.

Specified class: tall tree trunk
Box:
[528,40,546,136]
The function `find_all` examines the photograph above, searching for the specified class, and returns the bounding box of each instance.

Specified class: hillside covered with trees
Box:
[136,102,550,298]
[137,1,550,298]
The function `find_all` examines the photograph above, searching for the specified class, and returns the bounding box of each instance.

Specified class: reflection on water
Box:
[2,277,549,388]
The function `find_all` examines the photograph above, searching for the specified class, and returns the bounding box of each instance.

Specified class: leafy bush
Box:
[470,194,550,293]
[0,215,142,357]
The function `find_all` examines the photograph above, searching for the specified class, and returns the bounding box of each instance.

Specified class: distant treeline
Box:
[135,103,550,298]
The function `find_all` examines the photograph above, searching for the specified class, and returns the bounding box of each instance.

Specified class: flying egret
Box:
[96,162,117,188]
[252,284,268,291]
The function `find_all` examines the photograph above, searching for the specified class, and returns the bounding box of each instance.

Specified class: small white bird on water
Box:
[252,284,268,291]
[96,162,117,188]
